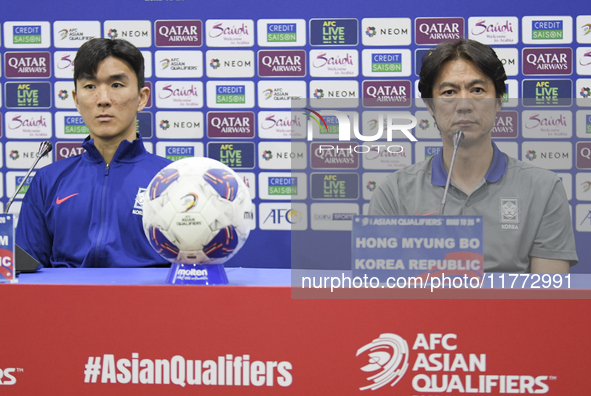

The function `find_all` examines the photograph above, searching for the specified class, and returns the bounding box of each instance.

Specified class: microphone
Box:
[438,130,464,216]
[5,141,53,214]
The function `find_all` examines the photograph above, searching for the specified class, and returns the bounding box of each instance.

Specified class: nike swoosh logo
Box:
[56,193,79,205]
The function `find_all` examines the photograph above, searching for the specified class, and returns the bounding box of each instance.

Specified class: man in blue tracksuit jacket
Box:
[16,38,172,268]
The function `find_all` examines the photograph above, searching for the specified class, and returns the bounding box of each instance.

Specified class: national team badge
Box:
[133,187,147,213]
[500,198,520,225]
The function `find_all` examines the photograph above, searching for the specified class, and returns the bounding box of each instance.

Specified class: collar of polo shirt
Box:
[431,142,508,187]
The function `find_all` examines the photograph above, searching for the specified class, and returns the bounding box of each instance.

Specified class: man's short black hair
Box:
[418,39,507,103]
[74,38,145,91]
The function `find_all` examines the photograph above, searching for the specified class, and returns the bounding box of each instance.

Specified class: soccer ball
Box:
[142,157,253,264]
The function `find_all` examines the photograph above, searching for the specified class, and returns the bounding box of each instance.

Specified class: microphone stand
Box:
[5,141,52,214]
[439,130,464,216]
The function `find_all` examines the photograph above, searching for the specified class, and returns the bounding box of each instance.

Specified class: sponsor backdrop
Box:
[1,1,591,271]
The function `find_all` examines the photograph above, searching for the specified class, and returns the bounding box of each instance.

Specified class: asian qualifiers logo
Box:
[357,332,552,393]
[357,333,409,390]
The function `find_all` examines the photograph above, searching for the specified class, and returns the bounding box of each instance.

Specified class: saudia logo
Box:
[261,114,302,130]
[470,19,513,35]
[209,23,249,38]
[525,113,568,129]
[9,115,48,130]
[357,333,551,393]
[158,85,200,99]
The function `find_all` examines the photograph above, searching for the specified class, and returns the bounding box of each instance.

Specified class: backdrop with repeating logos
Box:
[1,0,590,271]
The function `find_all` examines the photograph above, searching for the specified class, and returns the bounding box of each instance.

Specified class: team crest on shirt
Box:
[133,188,147,215]
[499,198,519,230]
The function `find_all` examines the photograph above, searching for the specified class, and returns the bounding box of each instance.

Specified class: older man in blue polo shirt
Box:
[369,39,577,273]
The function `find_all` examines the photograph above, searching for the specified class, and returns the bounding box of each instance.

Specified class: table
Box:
[1,268,590,395]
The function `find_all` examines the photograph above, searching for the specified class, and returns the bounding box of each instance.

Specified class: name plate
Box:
[352,216,483,283]
[0,214,16,283]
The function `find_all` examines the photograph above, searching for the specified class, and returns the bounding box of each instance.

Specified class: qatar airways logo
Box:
[415,17,464,45]
[357,333,552,393]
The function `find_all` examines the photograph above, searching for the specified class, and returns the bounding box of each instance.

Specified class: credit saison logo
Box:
[425,146,442,159]
[166,146,194,161]
[310,19,358,45]
[357,333,551,393]
[523,48,572,75]
[5,52,50,78]
[13,25,42,44]
[208,143,255,168]
[268,176,298,196]
[532,20,563,40]
[155,20,202,46]
[14,176,34,194]
[216,85,245,104]
[83,353,292,387]
[371,53,402,72]
[64,116,89,134]
[267,23,297,42]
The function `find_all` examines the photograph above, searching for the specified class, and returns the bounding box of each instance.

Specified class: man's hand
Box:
[531,257,569,274]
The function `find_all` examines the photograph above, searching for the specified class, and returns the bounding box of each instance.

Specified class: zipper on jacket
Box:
[93,163,110,266]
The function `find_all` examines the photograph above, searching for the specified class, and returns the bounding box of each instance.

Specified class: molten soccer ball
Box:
[142,157,253,264]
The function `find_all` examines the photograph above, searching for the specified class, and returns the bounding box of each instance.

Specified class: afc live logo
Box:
[310,19,358,46]
[5,82,51,109]
[207,142,255,169]
[523,79,572,107]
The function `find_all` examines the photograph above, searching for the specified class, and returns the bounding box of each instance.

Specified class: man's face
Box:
[427,58,501,147]
[72,56,149,143]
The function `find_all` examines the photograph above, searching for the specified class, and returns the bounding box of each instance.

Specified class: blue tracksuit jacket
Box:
[15,136,172,268]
